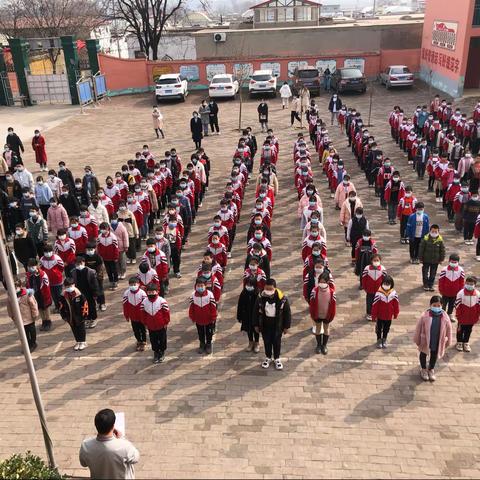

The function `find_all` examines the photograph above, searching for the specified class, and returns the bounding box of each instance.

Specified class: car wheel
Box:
[180,94,185,102]
[272,90,277,98]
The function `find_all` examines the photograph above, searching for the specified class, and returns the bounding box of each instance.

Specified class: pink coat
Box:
[112,222,129,252]
[46,204,69,236]
[340,197,363,225]
[334,182,356,207]
[413,310,452,358]
[297,193,322,218]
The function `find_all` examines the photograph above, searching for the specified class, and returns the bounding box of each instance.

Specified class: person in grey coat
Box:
[198,100,211,137]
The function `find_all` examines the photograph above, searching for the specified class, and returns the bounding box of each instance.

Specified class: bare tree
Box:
[114,0,184,60]
[0,0,24,38]
[235,62,252,131]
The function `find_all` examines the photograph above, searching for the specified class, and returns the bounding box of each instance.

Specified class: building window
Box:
[285,7,294,21]
[474,0,480,26]
[296,6,312,21]
[266,8,276,22]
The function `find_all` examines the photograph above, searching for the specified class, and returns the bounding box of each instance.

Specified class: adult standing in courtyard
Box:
[80,408,140,479]
[152,106,164,139]
[198,100,211,137]
[328,93,342,126]
[190,111,203,149]
[32,129,47,171]
[323,67,332,92]
[208,98,220,134]
[279,82,292,110]
[257,99,269,133]
[6,127,24,163]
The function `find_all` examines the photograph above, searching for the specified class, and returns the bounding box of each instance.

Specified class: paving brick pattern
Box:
[1,84,480,478]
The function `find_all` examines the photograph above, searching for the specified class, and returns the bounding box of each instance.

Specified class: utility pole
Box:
[372,0,376,16]
[0,231,56,469]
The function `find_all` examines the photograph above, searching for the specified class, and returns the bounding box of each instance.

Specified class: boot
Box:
[315,334,323,354]
[321,335,329,355]
[245,341,254,352]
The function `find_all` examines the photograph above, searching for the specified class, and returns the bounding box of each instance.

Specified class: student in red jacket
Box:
[40,244,64,312]
[189,277,217,355]
[361,254,387,321]
[141,283,170,364]
[137,261,160,291]
[243,257,266,292]
[396,186,417,243]
[164,215,183,278]
[371,275,400,349]
[26,258,53,331]
[309,271,336,355]
[68,216,88,255]
[206,231,228,269]
[198,264,222,302]
[96,222,119,290]
[54,228,76,276]
[143,238,169,296]
[123,276,147,352]
[455,276,480,352]
[438,253,465,321]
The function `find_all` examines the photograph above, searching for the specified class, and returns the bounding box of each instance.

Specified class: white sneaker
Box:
[420,369,429,381]
[227,252,232,258]
[456,342,463,351]
[100,304,107,311]
[274,359,283,370]
[78,342,87,351]
[73,342,80,351]
[476,256,480,262]
[261,358,272,369]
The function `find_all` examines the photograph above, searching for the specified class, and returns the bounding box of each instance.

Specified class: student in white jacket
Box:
[279,82,292,109]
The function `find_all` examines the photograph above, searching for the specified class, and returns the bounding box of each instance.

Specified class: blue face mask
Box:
[196,287,205,294]
[111,220,118,227]
[431,306,442,315]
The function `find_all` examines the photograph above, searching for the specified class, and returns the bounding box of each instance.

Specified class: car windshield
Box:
[341,68,363,78]
[157,78,178,85]
[211,77,231,84]
[390,67,411,74]
[251,74,272,81]
[298,70,318,78]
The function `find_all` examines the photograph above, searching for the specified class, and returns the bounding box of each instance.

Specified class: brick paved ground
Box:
[1,82,480,478]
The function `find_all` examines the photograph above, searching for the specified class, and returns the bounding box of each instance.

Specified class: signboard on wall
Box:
[206,64,226,81]
[344,58,365,73]
[152,65,174,82]
[233,63,254,78]
[287,61,309,77]
[432,20,458,51]
[260,62,281,77]
[179,65,199,81]
[316,59,337,74]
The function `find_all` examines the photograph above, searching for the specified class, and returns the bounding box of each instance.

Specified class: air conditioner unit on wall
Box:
[213,32,227,43]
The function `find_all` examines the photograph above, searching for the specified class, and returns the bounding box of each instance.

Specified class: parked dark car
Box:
[331,68,367,93]
[292,66,321,96]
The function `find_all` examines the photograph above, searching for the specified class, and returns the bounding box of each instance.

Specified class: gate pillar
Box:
[86,39,100,76]
[8,38,32,106]
[60,35,79,105]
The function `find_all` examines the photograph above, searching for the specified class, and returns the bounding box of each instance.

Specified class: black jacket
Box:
[73,187,90,209]
[463,198,480,223]
[257,103,268,122]
[71,266,100,299]
[6,133,24,156]
[328,97,342,112]
[58,168,75,192]
[253,290,291,333]
[13,236,37,266]
[59,192,81,217]
[247,223,271,243]
[208,102,219,117]
[236,288,258,332]
[415,146,430,165]
[59,290,89,326]
[4,180,23,200]
[190,117,203,141]
[350,216,368,244]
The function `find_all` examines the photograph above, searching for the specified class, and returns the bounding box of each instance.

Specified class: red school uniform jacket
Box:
[40,254,64,286]
[202,272,222,302]
[68,225,88,254]
[439,265,465,298]
[455,289,480,325]
[97,232,119,262]
[207,241,228,268]
[207,225,229,248]
[396,195,417,219]
[371,288,399,321]
[142,249,169,281]
[243,267,266,291]
[26,269,52,308]
[54,238,76,266]
[302,235,327,261]
[217,208,235,231]
[122,287,147,322]
[309,284,336,322]
[141,295,170,331]
[164,225,182,251]
[136,270,160,291]
[128,200,144,231]
[361,265,387,294]
[79,214,99,241]
[189,290,217,326]
[247,236,272,261]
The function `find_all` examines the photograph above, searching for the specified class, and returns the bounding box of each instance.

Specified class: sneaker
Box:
[100,304,107,311]
[321,345,328,355]
[376,339,383,349]
[29,343,37,353]
[197,344,205,354]
[315,345,322,354]
[463,343,471,353]
[157,352,165,363]
[423,286,429,291]
[227,252,232,258]
[366,314,372,321]
[420,369,429,381]
[456,342,464,351]
[476,256,480,262]
[74,342,80,351]
[153,353,160,364]
[449,315,456,323]
[175,272,182,278]
[382,340,388,349]
[274,359,283,370]
[78,342,87,351]
[252,342,259,354]
[245,341,254,352]
[139,342,146,351]
[119,274,126,280]
[428,287,435,292]
[261,358,272,369]
[428,369,436,381]
[205,344,212,355]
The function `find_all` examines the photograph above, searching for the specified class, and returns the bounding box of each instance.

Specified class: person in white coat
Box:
[279,82,292,109]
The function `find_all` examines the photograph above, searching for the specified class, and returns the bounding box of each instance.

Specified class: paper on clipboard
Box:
[114,412,125,436]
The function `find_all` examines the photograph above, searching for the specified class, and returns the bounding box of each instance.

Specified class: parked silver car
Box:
[379,65,414,89]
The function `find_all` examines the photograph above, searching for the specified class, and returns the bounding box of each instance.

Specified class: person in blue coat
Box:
[406,201,430,264]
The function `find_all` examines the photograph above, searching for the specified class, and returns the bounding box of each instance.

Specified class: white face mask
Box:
[372,261,380,267]
[318,282,328,288]
[58,235,66,240]
[147,246,156,253]
[382,284,391,290]
[65,286,75,293]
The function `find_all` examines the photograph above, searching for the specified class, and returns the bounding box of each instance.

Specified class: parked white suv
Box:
[208,74,239,99]
[249,70,277,97]
[379,65,414,89]
[155,74,188,102]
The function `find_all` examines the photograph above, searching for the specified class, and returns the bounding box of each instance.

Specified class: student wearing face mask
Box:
[189,277,217,355]
[257,99,268,133]
[152,106,165,139]
[454,276,480,353]
[253,278,291,370]
[309,271,336,355]
[371,275,399,348]
[462,189,480,245]
[141,283,170,364]
[303,256,333,302]
[57,161,75,192]
[143,238,168,295]
[237,277,261,353]
[198,100,211,137]
[26,259,53,331]
[81,242,107,312]
[354,229,378,287]
[384,171,405,225]
[118,200,139,265]
[82,166,100,196]
[59,278,89,351]
[40,244,65,313]
[71,257,100,329]
[362,254,387,321]
[415,140,430,180]
[6,127,24,161]
[439,253,465,321]
[47,196,69,236]
[346,207,369,264]
[20,187,38,221]
[190,111,203,149]
[31,129,47,171]
[7,279,39,352]
[340,191,362,243]
[328,93,342,126]
[243,256,267,292]
[97,222,119,290]
[414,296,452,381]
[34,175,53,218]
[54,228,76,275]
[419,225,446,291]
[164,214,182,278]
[406,202,429,263]
[26,206,48,257]
[13,224,37,270]
[123,277,148,352]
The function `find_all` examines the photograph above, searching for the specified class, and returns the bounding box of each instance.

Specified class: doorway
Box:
[464,37,480,89]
